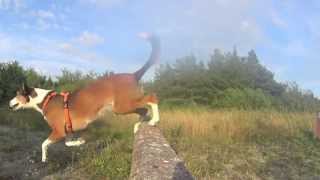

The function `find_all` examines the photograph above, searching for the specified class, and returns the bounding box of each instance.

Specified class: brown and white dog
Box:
[9,33,160,162]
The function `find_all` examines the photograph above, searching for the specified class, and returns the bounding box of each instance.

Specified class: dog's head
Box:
[9,83,38,111]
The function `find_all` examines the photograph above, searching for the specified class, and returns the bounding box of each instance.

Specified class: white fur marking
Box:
[28,88,52,114]
[42,139,52,162]
[147,103,159,126]
[9,98,18,109]
[9,88,52,113]
[9,98,17,107]
[65,138,85,147]
[134,122,141,133]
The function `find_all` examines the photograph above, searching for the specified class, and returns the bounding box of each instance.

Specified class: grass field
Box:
[1,106,320,179]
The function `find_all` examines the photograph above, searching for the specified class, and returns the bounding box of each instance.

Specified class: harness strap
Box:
[42,91,73,134]
[61,92,73,133]
[42,92,57,110]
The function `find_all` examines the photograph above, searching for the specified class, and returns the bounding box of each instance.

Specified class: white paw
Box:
[65,138,86,146]
[148,118,159,126]
[148,121,156,126]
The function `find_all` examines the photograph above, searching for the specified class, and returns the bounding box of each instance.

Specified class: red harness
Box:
[42,91,73,133]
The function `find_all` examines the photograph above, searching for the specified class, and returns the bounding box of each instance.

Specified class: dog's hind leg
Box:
[147,102,159,126]
[134,107,150,121]
[133,94,160,127]
[65,132,85,147]
[133,107,149,133]
[133,101,159,133]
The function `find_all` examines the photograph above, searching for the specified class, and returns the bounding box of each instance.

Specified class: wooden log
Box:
[129,123,194,180]
[314,112,320,139]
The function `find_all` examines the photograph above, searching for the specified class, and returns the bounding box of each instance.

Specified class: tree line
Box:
[150,49,320,111]
[0,48,319,112]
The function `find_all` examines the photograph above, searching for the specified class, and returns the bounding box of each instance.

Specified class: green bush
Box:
[217,88,272,110]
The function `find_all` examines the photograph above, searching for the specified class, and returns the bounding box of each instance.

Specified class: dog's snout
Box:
[9,101,14,107]
[9,98,19,110]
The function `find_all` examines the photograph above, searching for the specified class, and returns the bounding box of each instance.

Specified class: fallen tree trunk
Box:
[129,123,193,180]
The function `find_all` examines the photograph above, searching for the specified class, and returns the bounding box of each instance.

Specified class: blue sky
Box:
[0,0,319,96]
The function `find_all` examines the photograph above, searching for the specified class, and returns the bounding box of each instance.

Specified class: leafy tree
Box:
[1,49,319,112]
[153,49,320,111]
[0,61,26,102]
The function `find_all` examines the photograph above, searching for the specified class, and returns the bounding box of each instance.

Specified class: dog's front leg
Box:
[42,131,63,162]
[41,138,53,162]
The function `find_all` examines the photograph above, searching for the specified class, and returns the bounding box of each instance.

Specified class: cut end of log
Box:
[130,123,193,180]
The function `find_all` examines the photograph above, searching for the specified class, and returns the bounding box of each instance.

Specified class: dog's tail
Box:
[134,33,160,81]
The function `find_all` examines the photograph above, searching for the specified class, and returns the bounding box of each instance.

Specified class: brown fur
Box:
[9,35,160,162]
[43,73,158,141]
[42,35,160,143]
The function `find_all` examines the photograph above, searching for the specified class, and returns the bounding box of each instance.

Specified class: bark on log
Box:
[314,112,320,139]
[129,123,194,180]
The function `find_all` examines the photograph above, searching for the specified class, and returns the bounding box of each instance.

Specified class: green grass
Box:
[76,116,134,179]
[1,105,320,179]
[0,105,49,131]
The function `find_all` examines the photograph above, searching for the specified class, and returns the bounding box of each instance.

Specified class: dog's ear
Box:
[29,88,38,98]
[22,83,29,92]
[21,83,37,98]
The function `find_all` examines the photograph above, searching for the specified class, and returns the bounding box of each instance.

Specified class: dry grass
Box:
[77,109,319,179]
[1,106,320,179]
[157,109,319,179]
[159,109,314,142]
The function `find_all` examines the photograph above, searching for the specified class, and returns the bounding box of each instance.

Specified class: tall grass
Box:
[75,109,319,179]
[1,105,320,179]
[158,109,319,179]
[160,109,314,142]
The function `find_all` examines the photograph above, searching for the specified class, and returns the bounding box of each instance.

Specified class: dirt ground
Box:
[0,126,89,180]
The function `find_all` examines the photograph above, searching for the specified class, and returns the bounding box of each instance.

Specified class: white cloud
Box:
[37,18,51,30]
[0,31,110,76]
[58,43,76,54]
[76,31,105,47]
[0,0,23,11]
[0,33,13,52]
[80,0,127,8]
[57,41,110,66]
[26,9,65,31]
[32,10,55,19]
[307,15,320,44]
[270,10,287,28]
[285,41,308,57]
[21,59,91,77]
[139,0,264,57]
